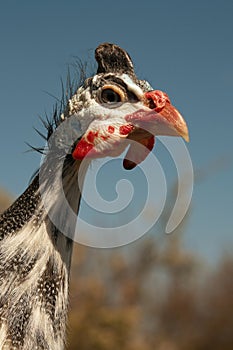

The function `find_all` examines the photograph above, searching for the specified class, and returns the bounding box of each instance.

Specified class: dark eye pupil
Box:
[102,89,121,103]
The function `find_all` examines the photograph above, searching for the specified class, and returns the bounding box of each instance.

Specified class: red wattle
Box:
[146,135,155,151]
[123,136,155,170]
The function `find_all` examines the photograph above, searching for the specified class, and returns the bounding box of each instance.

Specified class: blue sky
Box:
[0,0,232,262]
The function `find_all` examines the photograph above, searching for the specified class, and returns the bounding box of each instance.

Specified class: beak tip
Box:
[183,132,190,143]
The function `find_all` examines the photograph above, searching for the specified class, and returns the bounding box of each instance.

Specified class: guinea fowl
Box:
[0,43,189,349]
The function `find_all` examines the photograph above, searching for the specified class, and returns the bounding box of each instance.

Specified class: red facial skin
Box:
[108,125,115,133]
[72,138,95,159]
[86,131,99,143]
[119,124,134,136]
[72,89,188,166]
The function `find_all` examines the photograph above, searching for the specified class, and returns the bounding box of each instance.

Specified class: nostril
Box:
[147,97,156,109]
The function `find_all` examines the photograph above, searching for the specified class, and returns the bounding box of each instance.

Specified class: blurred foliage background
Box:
[1,188,232,350]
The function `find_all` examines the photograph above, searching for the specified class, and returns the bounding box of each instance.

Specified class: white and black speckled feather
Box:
[0,155,81,349]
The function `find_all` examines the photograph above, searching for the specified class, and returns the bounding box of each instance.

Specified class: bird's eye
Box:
[101,89,121,103]
[100,85,125,105]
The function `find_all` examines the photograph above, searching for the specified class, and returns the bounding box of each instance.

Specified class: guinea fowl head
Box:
[55,43,189,170]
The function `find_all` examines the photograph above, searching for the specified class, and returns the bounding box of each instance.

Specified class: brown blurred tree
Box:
[67,191,233,350]
[0,188,12,213]
[67,236,233,350]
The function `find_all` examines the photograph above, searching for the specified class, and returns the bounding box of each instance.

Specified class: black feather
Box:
[30,59,91,154]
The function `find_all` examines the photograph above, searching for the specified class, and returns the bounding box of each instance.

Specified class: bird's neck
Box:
[0,157,83,349]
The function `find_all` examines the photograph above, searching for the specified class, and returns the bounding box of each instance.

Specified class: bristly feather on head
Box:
[29,59,92,153]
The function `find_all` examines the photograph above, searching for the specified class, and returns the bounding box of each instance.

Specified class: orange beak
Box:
[123,90,189,169]
[145,90,189,142]
[125,90,189,142]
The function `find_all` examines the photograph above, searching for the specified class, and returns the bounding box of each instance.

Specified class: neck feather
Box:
[0,157,83,349]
